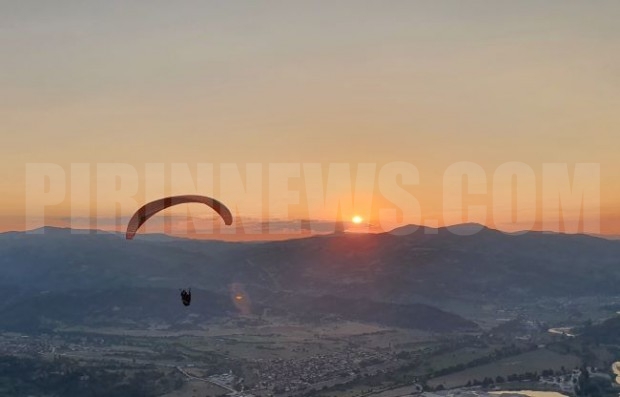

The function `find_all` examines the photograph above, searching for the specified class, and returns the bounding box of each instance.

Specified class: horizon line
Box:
[5,222,620,243]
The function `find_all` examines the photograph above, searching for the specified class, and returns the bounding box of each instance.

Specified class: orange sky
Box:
[1,1,619,239]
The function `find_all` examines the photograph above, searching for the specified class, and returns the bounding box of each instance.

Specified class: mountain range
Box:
[1,224,619,332]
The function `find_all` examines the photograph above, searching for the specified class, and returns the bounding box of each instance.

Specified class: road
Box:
[175,366,236,393]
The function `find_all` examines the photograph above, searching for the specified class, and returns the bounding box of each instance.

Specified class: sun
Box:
[351,215,363,224]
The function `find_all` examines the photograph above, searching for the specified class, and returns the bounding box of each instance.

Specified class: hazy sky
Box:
[2,1,619,237]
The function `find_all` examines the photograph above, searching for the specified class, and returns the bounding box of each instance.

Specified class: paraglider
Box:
[125,195,233,306]
[125,195,233,240]
[180,288,191,306]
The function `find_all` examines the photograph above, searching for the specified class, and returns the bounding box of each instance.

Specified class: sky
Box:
[1,1,619,239]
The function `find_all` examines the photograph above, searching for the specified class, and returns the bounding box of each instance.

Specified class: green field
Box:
[428,349,581,389]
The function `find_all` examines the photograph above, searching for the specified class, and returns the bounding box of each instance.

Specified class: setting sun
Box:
[352,215,363,224]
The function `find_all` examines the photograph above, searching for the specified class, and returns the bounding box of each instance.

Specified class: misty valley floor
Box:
[1,315,618,397]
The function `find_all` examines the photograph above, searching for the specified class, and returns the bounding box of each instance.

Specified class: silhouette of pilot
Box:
[180,288,191,306]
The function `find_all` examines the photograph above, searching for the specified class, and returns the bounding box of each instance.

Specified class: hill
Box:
[1,225,619,332]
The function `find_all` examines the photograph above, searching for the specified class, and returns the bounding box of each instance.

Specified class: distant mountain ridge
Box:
[1,224,619,332]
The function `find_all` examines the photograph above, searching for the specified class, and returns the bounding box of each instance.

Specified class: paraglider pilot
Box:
[126,195,233,307]
[180,288,191,306]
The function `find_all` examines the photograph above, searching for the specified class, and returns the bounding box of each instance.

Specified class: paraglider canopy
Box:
[125,195,233,240]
